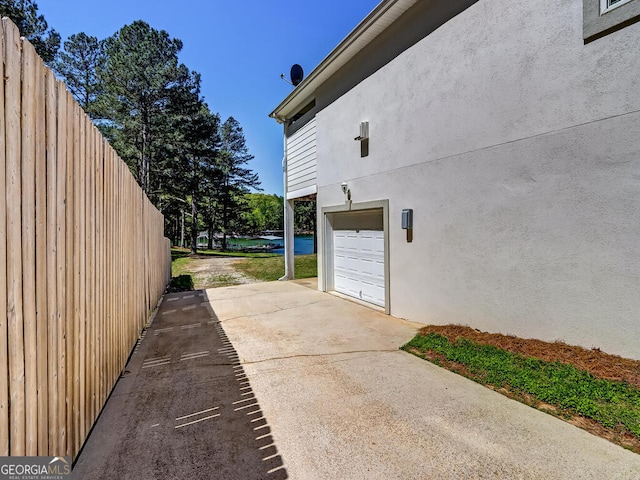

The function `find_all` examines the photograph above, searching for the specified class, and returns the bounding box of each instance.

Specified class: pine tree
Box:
[98,20,188,194]
[217,117,261,250]
[0,0,59,63]
[53,33,105,117]
[161,72,221,253]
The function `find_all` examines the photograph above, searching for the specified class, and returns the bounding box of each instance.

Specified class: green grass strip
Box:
[171,247,279,259]
[402,333,640,437]
[234,254,317,282]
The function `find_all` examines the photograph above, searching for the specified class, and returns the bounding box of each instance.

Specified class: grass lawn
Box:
[168,248,317,290]
[171,247,280,277]
[403,328,640,454]
[170,248,281,291]
[234,254,317,282]
[171,246,279,259]
[171,255,193,277]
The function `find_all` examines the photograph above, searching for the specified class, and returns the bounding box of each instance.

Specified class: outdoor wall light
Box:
[355,121,370,157]
[341,181,351,202]
[354,121,369,141]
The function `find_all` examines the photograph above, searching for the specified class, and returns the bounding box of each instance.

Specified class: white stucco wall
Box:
[315,0,640,359]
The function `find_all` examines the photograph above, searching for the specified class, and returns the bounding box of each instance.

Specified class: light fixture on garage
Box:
[354,121,369,157]
[354,121,369,141]
[341,181,351,202]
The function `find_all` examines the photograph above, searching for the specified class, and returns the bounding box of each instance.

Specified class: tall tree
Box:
[294,200,316,233]
[0,0,59,63]
[161,73,221,254]
[200,162,223,250]
[97,20,188,194]
[217,117,261,250]
[53,33,105,117]
[241,193,284,234]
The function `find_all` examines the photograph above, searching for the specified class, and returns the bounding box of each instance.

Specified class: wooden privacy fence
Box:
[0,19,172,459]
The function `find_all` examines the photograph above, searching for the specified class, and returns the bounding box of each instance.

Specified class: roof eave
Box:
[269,0,419,122]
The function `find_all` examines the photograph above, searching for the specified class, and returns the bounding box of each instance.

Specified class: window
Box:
[584,0,640,41]
[601,0,632,13]
[289,100,316,126]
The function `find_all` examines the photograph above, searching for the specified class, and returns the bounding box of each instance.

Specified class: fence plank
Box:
[95,133,104,412]
[104,149,112,398]
[0,17,9,458]
[45,69,58,455]
[86,117,95,433]
[117,163,123,374]
[33,47,49,456]
[90,127,97,421]
[65,91,76,457]
[56,86,67,456]
[4,18,25,456]
[72,102,81,455]
[21,38,38,457]
[56,83,67,455]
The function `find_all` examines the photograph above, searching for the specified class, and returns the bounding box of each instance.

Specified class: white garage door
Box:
[333,230,385,307]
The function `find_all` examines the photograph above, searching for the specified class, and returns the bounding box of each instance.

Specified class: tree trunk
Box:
[140,113,148,193]
[207,222,214,250]
[139,104,151,193]
[190,196,198,254]
[181,210,185,248]
[221,183,228,251]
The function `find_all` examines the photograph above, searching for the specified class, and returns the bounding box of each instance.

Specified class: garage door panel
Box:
[333,229,385,307]
[360,282,385,305]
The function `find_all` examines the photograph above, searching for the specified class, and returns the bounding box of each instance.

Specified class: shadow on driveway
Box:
[72,290,287,480]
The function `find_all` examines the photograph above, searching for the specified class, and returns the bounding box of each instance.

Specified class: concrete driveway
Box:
[72,288,287,480]
[207,281,640,479]
[73,280,640,479]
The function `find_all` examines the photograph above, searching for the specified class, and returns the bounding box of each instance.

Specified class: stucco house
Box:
[269,0,640,360]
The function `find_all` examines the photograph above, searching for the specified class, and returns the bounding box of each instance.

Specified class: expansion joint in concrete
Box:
[240,349,402,366]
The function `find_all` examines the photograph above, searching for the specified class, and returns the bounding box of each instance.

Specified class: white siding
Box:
[286,118,317,196]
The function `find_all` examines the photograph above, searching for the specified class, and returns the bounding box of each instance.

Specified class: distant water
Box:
[271,235,315,255]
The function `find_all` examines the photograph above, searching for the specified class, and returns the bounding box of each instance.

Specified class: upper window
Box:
[601,0,633,13]
[584,0,640,41]
[288,100,316,126]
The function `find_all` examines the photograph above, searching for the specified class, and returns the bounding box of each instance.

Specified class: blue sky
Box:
[37,0,381,195]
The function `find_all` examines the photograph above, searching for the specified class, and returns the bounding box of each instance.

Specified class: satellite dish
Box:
[290,64,304,86]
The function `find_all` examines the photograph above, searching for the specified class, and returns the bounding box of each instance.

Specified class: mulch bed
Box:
[412,325,640,454]
[418,325,640,387]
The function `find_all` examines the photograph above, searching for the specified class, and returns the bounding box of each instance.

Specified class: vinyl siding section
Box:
[286,118,317,196]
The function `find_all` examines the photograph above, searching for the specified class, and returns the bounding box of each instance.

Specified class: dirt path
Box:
[187,256,259,289]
